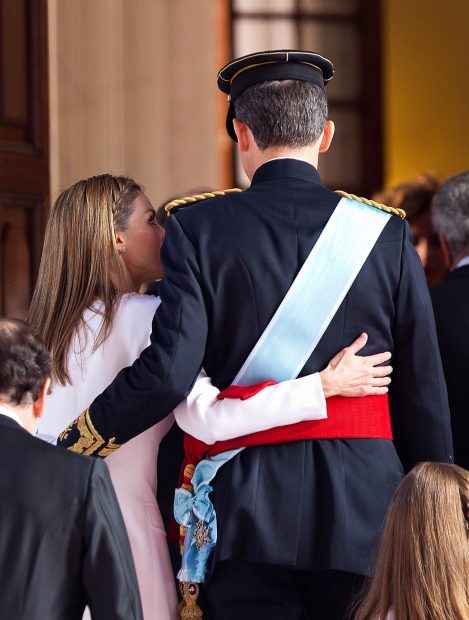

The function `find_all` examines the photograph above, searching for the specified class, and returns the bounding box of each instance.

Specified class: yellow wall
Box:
[382,0,469,186]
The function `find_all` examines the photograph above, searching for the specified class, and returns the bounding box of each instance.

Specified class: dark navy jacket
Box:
[431,265,469,470]
[0,415,143,619]
[59,158,452,573]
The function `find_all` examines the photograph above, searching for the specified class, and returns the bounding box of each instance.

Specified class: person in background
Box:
[430,171,469,470]
[373,174,447,285]
[0,318,143,620]
[355,462,469,620]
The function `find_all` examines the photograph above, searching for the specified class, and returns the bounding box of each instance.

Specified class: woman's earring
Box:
[120,244,126,253]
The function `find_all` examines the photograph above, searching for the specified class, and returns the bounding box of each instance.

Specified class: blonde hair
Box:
[355,462,469,620]
[27,174,142,384]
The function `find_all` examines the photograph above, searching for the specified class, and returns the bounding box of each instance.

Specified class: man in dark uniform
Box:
[0,319,143,620]
[58,50,453,619]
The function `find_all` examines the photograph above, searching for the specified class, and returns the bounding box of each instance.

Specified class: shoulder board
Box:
[164,188,243,216]
[335,190,406,219]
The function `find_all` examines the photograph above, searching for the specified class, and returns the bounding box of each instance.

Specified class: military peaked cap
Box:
[217,49,334,142]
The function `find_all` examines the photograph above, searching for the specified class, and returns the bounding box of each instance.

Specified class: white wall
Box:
[48,0,229,207]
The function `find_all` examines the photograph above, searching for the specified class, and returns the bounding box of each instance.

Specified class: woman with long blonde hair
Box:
[29,174,393,619]
[355,462,469,620]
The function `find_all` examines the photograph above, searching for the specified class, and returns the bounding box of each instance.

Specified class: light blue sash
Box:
[174,197,391,583]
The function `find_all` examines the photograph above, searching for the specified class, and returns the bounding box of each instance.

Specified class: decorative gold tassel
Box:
[177,582,186,616]
[178,582,203,619]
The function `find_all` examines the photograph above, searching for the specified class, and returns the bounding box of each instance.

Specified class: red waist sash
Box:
[184,393,393,464]
[176,391,393,552]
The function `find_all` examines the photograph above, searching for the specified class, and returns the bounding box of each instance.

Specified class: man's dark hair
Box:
[0,319,51,406]
[233,79,328,151]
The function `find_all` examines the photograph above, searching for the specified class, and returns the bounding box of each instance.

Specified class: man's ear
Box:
[319,120,335,153]
[439,233,453,270]
[233,118,251,152]
[33,378,51,420]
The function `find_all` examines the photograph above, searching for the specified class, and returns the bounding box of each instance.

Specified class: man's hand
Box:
[319,333,392,398]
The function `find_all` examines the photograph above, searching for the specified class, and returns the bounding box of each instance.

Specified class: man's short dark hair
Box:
[233,79,328,151]
[0,319,51,406]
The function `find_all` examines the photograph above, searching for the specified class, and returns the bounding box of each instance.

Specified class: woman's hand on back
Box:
[319,333,392,398]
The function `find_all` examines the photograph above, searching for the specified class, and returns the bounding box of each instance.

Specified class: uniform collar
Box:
[251,157,323,186]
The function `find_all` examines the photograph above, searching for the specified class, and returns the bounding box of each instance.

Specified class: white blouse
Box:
[39,293,327,443]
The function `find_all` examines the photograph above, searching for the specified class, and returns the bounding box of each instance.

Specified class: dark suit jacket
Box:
[59,159,452,574]
[0,414,143,620]
[431,265,469,469]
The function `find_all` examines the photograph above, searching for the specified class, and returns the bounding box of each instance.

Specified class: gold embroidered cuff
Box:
[58,409,121,457]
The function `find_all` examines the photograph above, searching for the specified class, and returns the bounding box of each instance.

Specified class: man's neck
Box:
[260,146,317,167]
[264,154,316,166]
[0,403,25,428]
[246,146,318,181]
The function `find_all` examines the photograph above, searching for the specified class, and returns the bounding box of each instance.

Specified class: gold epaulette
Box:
[164,188,242,215]
[335,190,406,219]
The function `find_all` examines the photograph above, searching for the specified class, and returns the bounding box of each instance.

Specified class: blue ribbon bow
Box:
[174,483,215,528]
[173,449,243,582]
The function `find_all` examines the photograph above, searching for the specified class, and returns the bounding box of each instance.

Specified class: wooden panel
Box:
[0,0,48,155]
[1,0,28,123]
[0,0,48,317]
[0,192,42,318]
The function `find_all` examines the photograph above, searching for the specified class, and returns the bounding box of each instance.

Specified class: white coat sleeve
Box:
[173,370,327,444]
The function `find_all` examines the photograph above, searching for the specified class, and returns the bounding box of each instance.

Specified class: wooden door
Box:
[0,0,49,318]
